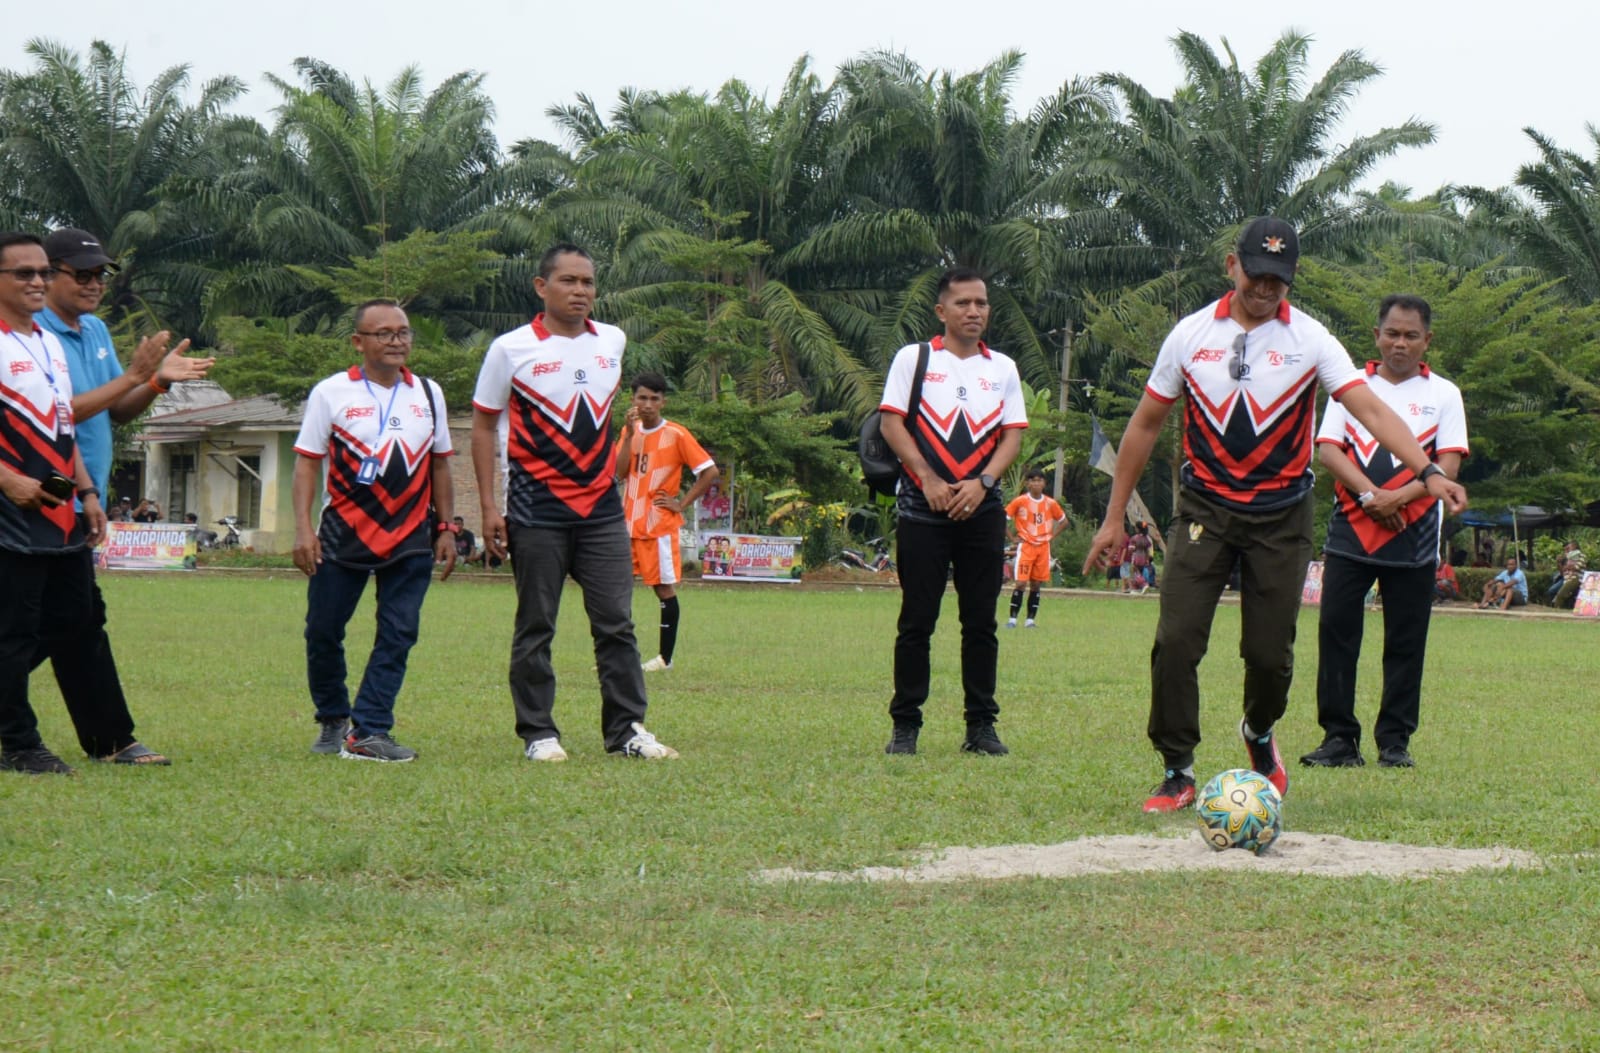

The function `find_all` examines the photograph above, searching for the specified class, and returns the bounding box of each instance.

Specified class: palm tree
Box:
[0,38,256,331]
[814,50,1112,387]
[206,59,555,333]
[1458,126,1600,303]
[1069,30,1437,323]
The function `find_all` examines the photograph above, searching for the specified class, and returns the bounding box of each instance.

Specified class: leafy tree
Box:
[0,38,259,333]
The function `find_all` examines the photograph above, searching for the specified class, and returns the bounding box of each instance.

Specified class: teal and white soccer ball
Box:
[1196,768,1282,855]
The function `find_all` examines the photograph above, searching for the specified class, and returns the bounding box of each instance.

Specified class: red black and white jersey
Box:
[0,320,84,553]
[1317,362,1469,567]
[1147,292,1365,512]
[879,336,1028,523]
[294,366,451,568]
[472,314,625,527]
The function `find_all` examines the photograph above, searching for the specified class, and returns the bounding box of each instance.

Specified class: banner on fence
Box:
[699,532,801,582]
[1574,570,1600,618]
[95,522,197,571]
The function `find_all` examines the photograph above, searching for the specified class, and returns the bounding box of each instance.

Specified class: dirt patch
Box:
[757,832,1541,883]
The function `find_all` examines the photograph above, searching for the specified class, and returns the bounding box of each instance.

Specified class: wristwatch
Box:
[979,473,996,491]
[76,486,101,501]
[1357,490,1376,507]
[436,521,461,535]
[1418,463,1445,484]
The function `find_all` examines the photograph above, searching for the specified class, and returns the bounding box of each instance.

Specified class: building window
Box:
[236,455,262,528]
[168,451,196,517]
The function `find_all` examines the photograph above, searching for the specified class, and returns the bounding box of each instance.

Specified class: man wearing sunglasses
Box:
[14,228,212,768]
[1082,217,1469,814]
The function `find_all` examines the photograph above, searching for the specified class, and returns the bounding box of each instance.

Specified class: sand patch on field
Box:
[757,832,1540,883]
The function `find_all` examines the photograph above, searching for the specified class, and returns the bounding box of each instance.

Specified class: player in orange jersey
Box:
[615,372,719,671]
[1003,468,1067,627]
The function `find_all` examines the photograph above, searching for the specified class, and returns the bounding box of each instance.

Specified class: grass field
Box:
[2,573,1597,1050]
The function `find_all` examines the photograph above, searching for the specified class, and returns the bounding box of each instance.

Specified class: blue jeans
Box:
[304,552,434,736]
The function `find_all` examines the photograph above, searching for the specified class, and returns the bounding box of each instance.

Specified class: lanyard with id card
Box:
[356,370,403,486]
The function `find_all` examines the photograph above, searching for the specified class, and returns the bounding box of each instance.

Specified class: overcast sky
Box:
[11,1,1597,196]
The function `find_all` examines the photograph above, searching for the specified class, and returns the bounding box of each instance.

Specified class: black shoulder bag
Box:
[859,342,930,499]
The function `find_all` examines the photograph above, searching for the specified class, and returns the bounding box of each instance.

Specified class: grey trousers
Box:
[507,519,648,751]
[1148,490,1314,770]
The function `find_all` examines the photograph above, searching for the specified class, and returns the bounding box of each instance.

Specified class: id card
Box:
[57,400,73,436]
[356,455,382,485]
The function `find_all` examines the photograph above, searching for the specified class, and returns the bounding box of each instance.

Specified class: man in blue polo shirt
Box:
[29,227,212,766]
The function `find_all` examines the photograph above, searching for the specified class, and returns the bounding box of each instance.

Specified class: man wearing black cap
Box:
[26,227,212,766]
[1082,218,1468,813]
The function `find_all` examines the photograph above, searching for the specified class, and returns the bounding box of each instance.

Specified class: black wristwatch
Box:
[1418,463,1444,484]
[76,486,101,501]
[979,473,996,491]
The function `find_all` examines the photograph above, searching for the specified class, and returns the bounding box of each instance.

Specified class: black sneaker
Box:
[961,725,1010,755]
[1299,737,1366,768]
[339,732,417,763]
[311,719,350,755]
[885,726,919,755]
[1377,745,1415,769]
[0,746,76,775]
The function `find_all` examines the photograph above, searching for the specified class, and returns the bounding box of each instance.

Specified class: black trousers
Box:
[3,547,136,757]
[1315,553,1435,751]
[889,509,1005,730]
[1148,490,1314,770]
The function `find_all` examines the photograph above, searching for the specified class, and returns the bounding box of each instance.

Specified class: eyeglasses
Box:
[1228,332,1249,381]
[356,328,414,344]
[55,266,111,287]
[0,267,55,283]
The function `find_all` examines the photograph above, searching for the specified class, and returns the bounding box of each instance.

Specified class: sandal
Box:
[96,742,172,766]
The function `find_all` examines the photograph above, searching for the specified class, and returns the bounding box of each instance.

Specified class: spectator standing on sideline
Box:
[1303,295,1468,771]
[29,227,204,766]
[0,232,115,774]
[1082,218,1467,813]
[1476,557,1527,610]
[616,371,719,672]
[1003,467,1066,627]
[292,300,456,762]
[878,267,1027,757]
[471,244,677,763]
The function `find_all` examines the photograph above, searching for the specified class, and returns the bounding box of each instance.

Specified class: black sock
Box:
[1027,590,1040,620]
[659,596,680,664]
[1009,588,1023,618]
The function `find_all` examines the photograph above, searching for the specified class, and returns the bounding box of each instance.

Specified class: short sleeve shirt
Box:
[294,366,451,568]
[1317,362,1469,567]
[0,320,85,552]
[1147,293,1364,512]
[1005,493,1065,549]
[472,314,625,528]
[879,336,1028,524]
[36,307,120,495]
[618,419,714,540]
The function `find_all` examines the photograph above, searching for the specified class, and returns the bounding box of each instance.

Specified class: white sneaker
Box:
[641,655,673,672]
[1004,618,1017,629]
[614,721,679,759]
[1024,619,1037,628]
[525,737,568,763]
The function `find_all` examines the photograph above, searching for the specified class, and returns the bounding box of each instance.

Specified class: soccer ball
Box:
[1196,768,1282,855]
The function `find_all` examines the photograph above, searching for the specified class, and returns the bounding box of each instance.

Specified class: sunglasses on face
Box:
[55,266,111,287]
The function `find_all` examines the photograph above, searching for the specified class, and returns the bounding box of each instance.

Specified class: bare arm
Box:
[1082,394,1173,573]
[430,455,457,581]
[471,409,508,559]
[1338,385,1467,513]
[291,454,323,577]
[614,407,637,482]
[675,463,721,512]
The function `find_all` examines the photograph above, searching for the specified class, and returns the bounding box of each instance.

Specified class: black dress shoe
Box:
[1299,737,1365,767]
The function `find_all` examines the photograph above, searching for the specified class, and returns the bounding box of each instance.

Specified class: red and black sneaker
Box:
[1241,719,1288,798]
[1142,770,1196,813]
